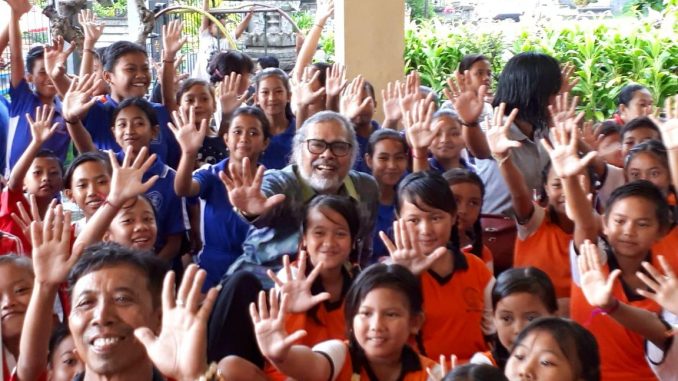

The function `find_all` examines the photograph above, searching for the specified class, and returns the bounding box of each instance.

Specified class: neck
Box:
[355,122,372,138]
[38,94,54,106]
[36,195,55,218]
[378,185,395,205]
[429,249,454,277]
[267,112,289,135]
[616,252,648,275]
[83,362,154,381]
[110,91,122,103]
[4,336,19,359]
[434,155,462,170]
[320,267,344,301]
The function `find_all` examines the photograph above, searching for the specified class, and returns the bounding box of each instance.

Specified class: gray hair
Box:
[291,111,359,168]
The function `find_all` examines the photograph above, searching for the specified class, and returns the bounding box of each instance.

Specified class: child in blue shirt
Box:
[172,106,271,289]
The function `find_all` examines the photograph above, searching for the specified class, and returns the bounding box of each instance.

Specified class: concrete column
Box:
[335,0,405,121]
[128,0,142,41]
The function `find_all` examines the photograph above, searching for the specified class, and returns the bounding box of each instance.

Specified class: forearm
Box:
[0,23,9,56]
[295,103,311,130]
[65,120,97,153]
[72,202,121,256]
[562,175,597,246]
[200,0,210,31]
[234,13,252,39]
[609,302,669,347]
[411,148,430,173]
[325,94,339,113]
[9,11,25,87]
[79,37,98,77]
[157,234,183,261]
[161,56,178,112]
[174,154,200,197]
[498,155,534,222]
[668,149,678,192]
[292,24,325,80]
[579,139,606,177]
[17,283,57,381]
[8,141,41,191]
[463,124,491,159]
[381,118,400,131]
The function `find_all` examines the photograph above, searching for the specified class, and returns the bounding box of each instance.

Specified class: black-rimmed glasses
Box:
[306,139,353,157]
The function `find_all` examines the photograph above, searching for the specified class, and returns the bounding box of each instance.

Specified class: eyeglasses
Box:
[306,139,353,157]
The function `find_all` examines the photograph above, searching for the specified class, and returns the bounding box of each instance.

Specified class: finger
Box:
[30,220,42,248]
[393,220,403,250]
[61,211,72,246]
[249,301,260,324]
[637,270,660,293]
[43,202,55,242]
[52,204,64,243]
[283,254,293,282]
[133,327,157,350]
[219,170,234,192]
[263,193,286,212]
[258,290,269,320]
[267,269,285,287]
[282,329,308,347]
[310,292,331,306]
[641,261,665,285]
[658,255,677,279]
[605,269,622,291]
[379,231,397,255]
[10,213,29,234]
[306,261,324,285]
[162,270,177,310]
[185,267,207,312]
[176,264,197,306]
[196,285,219,321]
[297,250,307,279]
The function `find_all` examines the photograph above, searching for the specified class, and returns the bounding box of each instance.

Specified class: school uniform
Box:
[652,226,678,272]
[427,157,472,175]
[646,310,678,380]
[0,188,31,255]
[569,239,660,381]
[419,249,495,363]
[259,117,296,170]
[192,157,250,288]
[469,350,498,367]
[461,244,494,272]
[353,120,380,174]
[313,340,439,381]
[114,151,188,252]
[5,80,69,176]
[0,97,9,173]
[85,95,180,168]
[514,206,572,299]
[371,202,396,261]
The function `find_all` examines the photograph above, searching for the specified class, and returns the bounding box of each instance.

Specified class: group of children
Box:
[0,0,677,379]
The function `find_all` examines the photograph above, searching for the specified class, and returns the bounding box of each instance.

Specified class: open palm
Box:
[578,240,620,309]
[250,290,307,363]
[268,252,330,314]
[220,158,285,217]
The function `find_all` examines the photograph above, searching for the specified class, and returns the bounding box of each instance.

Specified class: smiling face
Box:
[104,52,151,100]
[28,58,58,99]
[226,114,268,163]
[49,335,84,381]
[255,76,289,117]
[430,116,464,162]
[399,200,454,255]
[180,84,216,125]
[106,197,157,252]
[112,105,159,154]
[494,292,554,351]
[365,138,408,188]
[505,330,578,381]
[66,160,111,219]
[69,264,160,376]
[24,156,63,199]
[0,263,33,346]
[353,287,422,364]
[302,206,352,272]
[299,120,353,194]
[603,195,664,259]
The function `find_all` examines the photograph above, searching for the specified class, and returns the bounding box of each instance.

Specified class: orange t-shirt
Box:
[652,225,678,271]
[571,259,660,381]
[332,343,438,381]
[514,208,572,298]
[419,251,492,363]
[462,244,494,270]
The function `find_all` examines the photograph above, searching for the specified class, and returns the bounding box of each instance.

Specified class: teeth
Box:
[93,337,120,348]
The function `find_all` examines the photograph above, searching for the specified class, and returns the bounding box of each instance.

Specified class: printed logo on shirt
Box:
[462,287,484,313]
[146,191,163,212]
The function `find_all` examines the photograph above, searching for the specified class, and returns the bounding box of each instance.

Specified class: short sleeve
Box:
[516,205,545,240]
[312,340,347,381]
[193,166,216,200]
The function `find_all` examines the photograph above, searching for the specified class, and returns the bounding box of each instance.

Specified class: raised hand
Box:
[136,264,218,380]
[78,9,105,47]
[580,120,597,149]
[168,106,208,155]
[446,72,488,125]
[162,20,188,59]
[27,105,59,145]
[62,74,101,121]
[559,63,580,95]
[541,119,597,179]
[340,75,372,120]
[31,204,77,285]
[397,71,420,115]
[382,81,403,123]
[636,255,678,315]
[43,36,75,80]
[219,157,286,217]
[426,354,456,381]
[656,95,678,149]
[380,219,447,276]
[577,239,620,310]
[315,0,334,24]
[267,251,331,314]
[324,62,347,99]
[548,92,583,128]
[106,146,159,207]
[292,67,325,108]
[485,102,521,158]
[11,195,46,240]
[404,96,438,151]
[6,0,32,16]
[250,290,307,363]
[218,72,247,115]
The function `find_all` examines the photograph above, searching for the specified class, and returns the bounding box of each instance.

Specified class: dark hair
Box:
[443,363,508,381]
[67,242,167,308]
[443,169,485,258]
[103,41,147,72]
[254,68,294,120]
[312,62,332,87]
[365,129,408,157]
[176,78,215,105]
[64,151,112,190]
[492,52,561,132]
[419,86,439,104]
[362,80,376,101]
[618,84,649,107]
[605,180,671,233]
[26,46,45,74]
[620,116,660,141]
[111,97,159,129]
[595,120,621,138]
[512,317,601,381]
[625,139,669,172]
[207,50,254,84]
[258,55,280,70]
[458,54,490,73]
[230,106,272,140]
[34,149,64,177]
[48,323,72,364]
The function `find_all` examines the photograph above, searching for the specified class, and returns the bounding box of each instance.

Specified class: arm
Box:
[43,36,75,97]
[291,0,334,81]
[0,22,9,57]
[220,157,286,219]
[200,0,211,32]
[161,21,187,113]
[292,68,325,128]
[381,81,402,130]
[62,75,101,153]
[486,104,532,221]
[8,106,59,192]
[324,63,346,113]
[78,10,105,78]
[8,0,32,88]
[169,106,208,197]
[403,98,438,173]
[656,97,678,191]
[234,8,253,40]
[445,75,491,159]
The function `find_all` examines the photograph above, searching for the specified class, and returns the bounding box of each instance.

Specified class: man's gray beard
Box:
[300,169,342,194]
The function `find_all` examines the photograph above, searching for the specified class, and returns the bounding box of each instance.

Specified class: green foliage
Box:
[319,31,335,63]
[291,10,314,32]
[93,0,127,18]
[407,0,433,21]
[624,0,665,14]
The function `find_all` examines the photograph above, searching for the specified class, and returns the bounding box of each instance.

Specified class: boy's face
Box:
[104,52,150,99]
[621,127,660,158]
[25,156,63,198]
[27,58,58,99]
[112,105,158,154]
[65,160,111,218]
[0,264,33,344]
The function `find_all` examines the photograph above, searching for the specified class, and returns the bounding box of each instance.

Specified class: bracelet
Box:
[162,59,174,64]
[313,23,324,29]
[461,121,479,128]
[601,298,620,315]
[83,48,97,55]
[410,149,427,160]
[64,117,78,124]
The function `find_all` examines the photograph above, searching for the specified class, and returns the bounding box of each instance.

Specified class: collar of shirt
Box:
[114,150,168,178]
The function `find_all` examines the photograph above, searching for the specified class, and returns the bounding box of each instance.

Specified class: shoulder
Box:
[348,170,378,191]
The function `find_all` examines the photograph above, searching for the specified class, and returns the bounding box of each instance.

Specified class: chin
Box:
[308,176,341,193]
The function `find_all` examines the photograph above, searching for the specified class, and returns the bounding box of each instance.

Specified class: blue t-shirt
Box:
[428,156,473,174]
[193,157,251,288]
[114,151,188,251]
[372,202,396,262]
[259,117,296,170]
[85,95,180,168]
[0,96,10,173]
[353,120,380,174]
[5,80,69,175]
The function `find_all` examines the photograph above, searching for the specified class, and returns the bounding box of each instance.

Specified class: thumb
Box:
[606,269,622,292]
[263,194,286,211]
[311,292,331,306]
[133,327,157,349]
[426,247,448,267]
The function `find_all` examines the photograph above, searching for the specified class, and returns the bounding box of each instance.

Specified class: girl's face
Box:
[106,197,157,252]
[621,127,660,159]
[494,292,554,350]
[544,168,590,216]
[365,139,408,188]
[255,76,289,116]
[66,161,111,218]
[620,89,653,122]
[226,114,269,162]
[104,52,151,99]
[0,264,33,344]
[48,335,84,381]
[353,287,422,364]
[465,60,492,93]
[431,116,464,161]
[112,105,159,154]
[450,182,482,233]
[399,200,455,255]
[603,196,664,259]
[505,330,579,381]
[626,152,670,195]
[302,206,352,272]
[180,84,216,125]
[24,157,63,199]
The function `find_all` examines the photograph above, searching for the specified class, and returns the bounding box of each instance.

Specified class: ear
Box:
[409,311,425,335]
[103,70,113,84]
[64,189,73,201]
[26,73,34,83]
[364,153,373,170]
